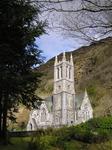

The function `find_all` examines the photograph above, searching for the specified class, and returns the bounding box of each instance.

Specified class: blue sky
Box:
[37,32,84,61]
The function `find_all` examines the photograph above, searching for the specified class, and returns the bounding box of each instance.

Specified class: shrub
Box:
[28,135,57,150]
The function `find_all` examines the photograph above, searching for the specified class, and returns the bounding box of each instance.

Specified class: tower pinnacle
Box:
[55,55,58,65]
[62,51,66,61]
[84,88,88,97]
[70,53,73,65]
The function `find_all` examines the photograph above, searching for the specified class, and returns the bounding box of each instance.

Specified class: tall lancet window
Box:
[57,67,59,79]
[69,67,71,79]
[66,66,68,77]
[60,66,62,78]
[41,108,46,122]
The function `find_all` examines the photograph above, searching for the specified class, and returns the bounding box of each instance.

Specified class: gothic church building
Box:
[27,53,93,130]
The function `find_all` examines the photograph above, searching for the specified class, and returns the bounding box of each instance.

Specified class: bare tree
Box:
[60,0,112,41]
[33,0,112,42]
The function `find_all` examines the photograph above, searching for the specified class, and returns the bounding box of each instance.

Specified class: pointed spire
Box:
[84,88,88,99]
[54,55,58,65]
[62,51,66,61]
[70,53,73,65]
[84,88,91,104]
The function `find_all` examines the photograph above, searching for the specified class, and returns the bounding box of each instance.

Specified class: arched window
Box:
[55,117,60,125]
[57,68,59,79]
[60,66,63,78]
[32,118,37,129]
[66,66,68,77]
[76,112,78,120]
[59,85,61,90]
[68,85,70,90]
[84,111,89,120]
[30,123,32,130]
[69,67,71,79]
[41,108,46,122]
[86,111,89,119]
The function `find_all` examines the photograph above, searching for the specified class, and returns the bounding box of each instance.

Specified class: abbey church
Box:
[27,53,93,130]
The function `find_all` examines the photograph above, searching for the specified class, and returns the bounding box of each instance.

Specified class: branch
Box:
[75,25,112,30]
[31,0,73,4]
[83,0,112,8]
[40,7,112,13]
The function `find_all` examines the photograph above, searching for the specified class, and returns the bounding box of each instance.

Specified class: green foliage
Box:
[28,135,57,150]
[53,117,112,145]
[28,116,112,149]
[87,86,97,97]
[87,85,105,108]
[1,117,112,149]
[87,117,112,129]
[1,137,112,150]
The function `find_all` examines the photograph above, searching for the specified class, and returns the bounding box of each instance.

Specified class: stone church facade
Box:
[27,53,93,130]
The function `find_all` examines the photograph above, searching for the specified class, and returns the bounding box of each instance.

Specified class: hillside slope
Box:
[36,37,112,117]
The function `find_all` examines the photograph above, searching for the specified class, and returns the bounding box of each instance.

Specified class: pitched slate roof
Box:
[44,92,86,111]
[45,96,53,112]
[75,92,85,109]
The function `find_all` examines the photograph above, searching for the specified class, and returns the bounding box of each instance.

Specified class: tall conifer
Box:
[0,0,45,142]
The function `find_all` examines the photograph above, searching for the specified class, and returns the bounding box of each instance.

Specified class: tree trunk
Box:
[0,91,2,139]
[0,102,2,137]
[2,93,8,144]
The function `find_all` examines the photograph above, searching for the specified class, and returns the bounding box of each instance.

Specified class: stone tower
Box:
[53,52,75,126]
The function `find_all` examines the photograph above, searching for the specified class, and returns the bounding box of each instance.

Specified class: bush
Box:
[28,135,57,150]
[28,116,112,149]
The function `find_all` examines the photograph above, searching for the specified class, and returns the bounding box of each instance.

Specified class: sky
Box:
[37,31,85,61]
[36,1,90,61]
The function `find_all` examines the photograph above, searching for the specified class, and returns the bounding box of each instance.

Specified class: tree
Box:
[35,0,112,42]
[0,0,45,143]
[59,0,112,41]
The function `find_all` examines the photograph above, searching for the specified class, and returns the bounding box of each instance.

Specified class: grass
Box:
[0,137,30,150]
[0,137,112,150]
[62,140,112,150]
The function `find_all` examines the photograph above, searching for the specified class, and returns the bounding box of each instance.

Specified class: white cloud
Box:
[36,31,83,61]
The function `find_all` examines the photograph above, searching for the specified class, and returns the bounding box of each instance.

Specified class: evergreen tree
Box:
[0,0,45,142]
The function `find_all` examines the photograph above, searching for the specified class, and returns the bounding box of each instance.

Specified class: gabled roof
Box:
[44,91,90,111]
[75,92,85,109]
[44,96,53,112]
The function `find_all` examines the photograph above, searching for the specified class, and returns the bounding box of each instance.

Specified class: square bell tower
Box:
[53,52,75,126]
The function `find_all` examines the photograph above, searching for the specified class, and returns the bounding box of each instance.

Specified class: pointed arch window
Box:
[57,67,59,79]
[32,118,37,129]
[76,112,78,121]
[69,67,71,79]
[60,66,62,78]
[66,66,68,77]
[41,108,46,122]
